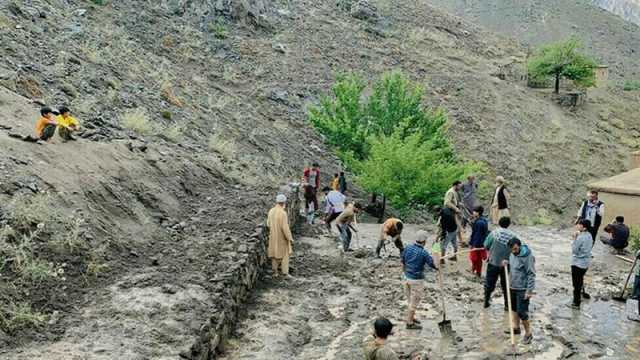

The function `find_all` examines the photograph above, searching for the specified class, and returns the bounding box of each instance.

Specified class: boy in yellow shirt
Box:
[56,106,80,141]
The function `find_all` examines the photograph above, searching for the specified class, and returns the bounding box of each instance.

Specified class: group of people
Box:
[264,167,639,359]
[35,106,81,142]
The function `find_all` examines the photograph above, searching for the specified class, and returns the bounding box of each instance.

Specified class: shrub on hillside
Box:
[623,80,640,91]
[310,71,480,213]
[122,108,153,134]
[630,225,640,252]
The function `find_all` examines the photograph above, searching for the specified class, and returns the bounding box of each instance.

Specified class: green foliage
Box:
[623,80,640,91]
[357,129,480,211]
[630,225,640,252]
[528,38,597,93]
[0,302,47,334]
[208,21,229,39]
[309,73,369,160]
[309,71,480,213]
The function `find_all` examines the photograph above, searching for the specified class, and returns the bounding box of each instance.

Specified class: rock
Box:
[161,284,178,294]
[350,0,378,22]
[272,42,286,54]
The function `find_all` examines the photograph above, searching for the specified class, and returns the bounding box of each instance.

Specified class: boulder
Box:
[350,0,378,22]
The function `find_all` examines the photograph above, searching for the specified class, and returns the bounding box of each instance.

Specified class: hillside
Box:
[427,0,640,81]
[1,0,640,358]
[596,0,640,25]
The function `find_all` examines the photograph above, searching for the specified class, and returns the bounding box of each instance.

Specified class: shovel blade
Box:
[438,320,453,336]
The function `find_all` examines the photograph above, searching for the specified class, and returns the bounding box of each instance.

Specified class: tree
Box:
[528,38,597,94]
[309,71,481,213]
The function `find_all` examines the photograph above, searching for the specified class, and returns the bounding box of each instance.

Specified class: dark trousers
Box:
[58,126,75,141]
[40,124,56,141]
[484,263,508,308]
[304,186,318,211]
[375,237,403,257]
[588,226,599,248]
[571,265,588,305]
[325,211,342,230]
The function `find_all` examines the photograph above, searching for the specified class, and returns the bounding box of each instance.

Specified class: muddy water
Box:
[220,224,640,359]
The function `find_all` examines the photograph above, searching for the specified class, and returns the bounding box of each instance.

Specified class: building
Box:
[588,152,640,225]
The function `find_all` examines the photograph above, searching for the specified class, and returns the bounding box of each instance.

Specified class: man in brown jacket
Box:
[267,194,294,277]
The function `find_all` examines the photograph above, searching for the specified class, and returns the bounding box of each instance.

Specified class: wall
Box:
[185,184,301,360]
[599,192,640,226]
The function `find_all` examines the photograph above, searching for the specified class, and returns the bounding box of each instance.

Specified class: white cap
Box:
[415,230,429,244]
[276,194,287,203]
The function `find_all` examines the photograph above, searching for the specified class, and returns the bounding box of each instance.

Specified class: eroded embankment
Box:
[219,223,640,360]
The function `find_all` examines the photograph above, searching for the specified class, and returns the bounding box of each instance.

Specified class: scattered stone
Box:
[350,0,378,22]
[272,42,287,53]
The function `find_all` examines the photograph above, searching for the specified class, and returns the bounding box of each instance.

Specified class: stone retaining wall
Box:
[185,184,301,360]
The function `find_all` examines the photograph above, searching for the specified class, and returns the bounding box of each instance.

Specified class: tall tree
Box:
[528,38,597,94]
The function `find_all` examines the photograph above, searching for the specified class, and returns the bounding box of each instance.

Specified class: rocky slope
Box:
[427,0,640,80]
[595,0,640,25]
[1,0,640,358]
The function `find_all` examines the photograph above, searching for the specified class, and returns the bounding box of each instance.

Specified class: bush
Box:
[122,108,153,134]
[208,21,229,39]
[623,80,640,91]
[162,124,184,143]
[630,225,640,252]
[0,302,46,334]
[310,71,480,213]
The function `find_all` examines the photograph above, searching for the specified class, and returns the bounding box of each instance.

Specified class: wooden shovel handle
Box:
[504,266,516,347]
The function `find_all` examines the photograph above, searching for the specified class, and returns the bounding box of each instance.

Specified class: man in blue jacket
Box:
[503,238,535,344]
[402,230,438,330]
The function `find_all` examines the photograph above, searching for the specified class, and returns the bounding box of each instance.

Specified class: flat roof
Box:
[588,168,640,196]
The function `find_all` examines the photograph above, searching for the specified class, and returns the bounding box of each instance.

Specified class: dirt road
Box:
[220,222,640,359]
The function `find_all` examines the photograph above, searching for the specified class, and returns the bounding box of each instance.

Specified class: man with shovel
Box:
[401,230,438,330]
[503,238,535,345]
[484,216,519,310]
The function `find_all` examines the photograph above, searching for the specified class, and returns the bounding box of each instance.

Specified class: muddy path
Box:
[220,223,640,359]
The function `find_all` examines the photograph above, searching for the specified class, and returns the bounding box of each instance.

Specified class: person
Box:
[483,216,518,309]
[335,202,363,252]
[490,176,510,225]
[35,107,58,141]
[362,318,399,360]
[377,218,404,257]
[267,194,294,278]
[330,173,340,191]
[569,219,593,308]
[462,175,479,215]
[401,230,437,329]
[339,171,347,194]
[469,206,489,278]
[576,190,604,246]
[438,205,458,262]
[444,180,464,243]
[631,250,640,321]
[322,186,346,231]
[56,106,80,141]
[600,216,630,254]
[303,163,321,214]
[503,238,535,344]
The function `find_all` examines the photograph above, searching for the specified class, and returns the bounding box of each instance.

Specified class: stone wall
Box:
[185,184,300,360]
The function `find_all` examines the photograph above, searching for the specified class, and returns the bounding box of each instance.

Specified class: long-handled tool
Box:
[613,256,639,302]
[504,266,517,355]
[437,256,453,336]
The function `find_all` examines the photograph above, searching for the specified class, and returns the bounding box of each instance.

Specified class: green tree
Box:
[528,38,597,94]
[356,128,479,212]
[309,71,480,213]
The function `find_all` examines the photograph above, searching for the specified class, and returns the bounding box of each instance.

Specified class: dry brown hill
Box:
[1,0,639,358]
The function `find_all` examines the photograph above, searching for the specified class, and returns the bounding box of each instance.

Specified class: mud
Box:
[220,223,640,359]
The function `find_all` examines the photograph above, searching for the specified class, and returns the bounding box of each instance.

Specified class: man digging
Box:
[503,238,535,345]
[401,230,437,329]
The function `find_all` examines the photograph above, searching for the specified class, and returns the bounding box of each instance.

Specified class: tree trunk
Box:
[555,73,560,94]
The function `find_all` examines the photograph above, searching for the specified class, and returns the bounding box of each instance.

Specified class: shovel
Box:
[436,256,453,336]
[613,256,638,302]
[504,266,517,356]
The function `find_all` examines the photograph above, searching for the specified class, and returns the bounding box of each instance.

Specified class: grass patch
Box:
[208,133,236,160]
[208,21,229,39]
[0,302,47,334]
[122,108,153,134]
[630,225,640,252]
[623,80,640,91]
[162,123,184,143]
